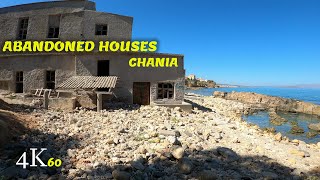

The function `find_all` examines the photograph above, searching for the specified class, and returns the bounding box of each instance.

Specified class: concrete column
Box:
[97,93,102,112]
[44,91,49,110]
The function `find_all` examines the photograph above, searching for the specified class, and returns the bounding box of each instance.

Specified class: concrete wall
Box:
[82,11,133,41]
[0,52,185,104]
[49,98,76,111]
[76,53,185,104]
[0,54,75,92]
[0,1,133,44]
[0,1,93,41]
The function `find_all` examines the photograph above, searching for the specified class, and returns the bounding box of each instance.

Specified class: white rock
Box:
[172,147,185,159]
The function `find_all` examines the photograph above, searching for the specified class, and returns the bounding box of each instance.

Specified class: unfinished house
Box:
[0,0,188,110]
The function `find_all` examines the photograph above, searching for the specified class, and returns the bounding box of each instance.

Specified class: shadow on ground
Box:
[103,102,140,111]
[184,99,213,112]
[0,110,80,179]
[76,147,320,180]
[0,98,37,114]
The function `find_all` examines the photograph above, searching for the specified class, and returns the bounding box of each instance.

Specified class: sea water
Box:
[244,111,320,143]
[186,87,320,143]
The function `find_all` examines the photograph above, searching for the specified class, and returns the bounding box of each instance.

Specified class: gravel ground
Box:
[0,94,320,179]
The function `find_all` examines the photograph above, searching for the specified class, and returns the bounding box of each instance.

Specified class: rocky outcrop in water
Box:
[185,79,217,88]
[308,123,320,131]
[213,91,320,116]
[269,110,288,126]
[290,125,305,135]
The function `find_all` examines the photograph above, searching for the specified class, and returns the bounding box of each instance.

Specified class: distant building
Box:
[187,74,196,80]
[198,78,207,82]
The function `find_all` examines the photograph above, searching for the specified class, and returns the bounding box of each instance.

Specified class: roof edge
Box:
[0,1,96,14]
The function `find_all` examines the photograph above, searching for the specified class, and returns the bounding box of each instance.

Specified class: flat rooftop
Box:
[0,0,96,14]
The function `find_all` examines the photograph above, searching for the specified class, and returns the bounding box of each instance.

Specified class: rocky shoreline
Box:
[213,91,320,136]
[0,94,320,179]
[213,91,320,116]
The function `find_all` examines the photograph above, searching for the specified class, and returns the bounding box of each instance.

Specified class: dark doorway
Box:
[133,82,150,105]
[97,60,110,76]
[97,61,110,91]
[15,71,23,93]
[46,71,55,89]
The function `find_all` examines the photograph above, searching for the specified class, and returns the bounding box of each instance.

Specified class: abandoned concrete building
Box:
[0,0,188,109]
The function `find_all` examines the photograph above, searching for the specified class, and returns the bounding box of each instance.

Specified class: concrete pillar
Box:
[97,93,102,112]
[44,91,49,110]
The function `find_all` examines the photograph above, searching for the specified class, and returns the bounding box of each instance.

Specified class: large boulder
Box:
[112,170,131,180]
[178,158,193,174]
[216,147,239,162]
[75,91,96,109]
[213,91,227,98]
[308,123,320,131]
[290,125,304,134]
[269,111,288,126]
[0,99,11,110]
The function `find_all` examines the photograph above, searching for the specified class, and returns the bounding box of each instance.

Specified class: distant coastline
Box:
[185,84,240,90]
[276,84,320,89]
[185,74,320,89]
[185,86,320,105]
[215,84,240,88]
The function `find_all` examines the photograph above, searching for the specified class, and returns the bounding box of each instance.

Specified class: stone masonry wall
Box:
[150,78,185,104]
[0,1,133,46]
[76,53,185,104]
[0,54,75,93]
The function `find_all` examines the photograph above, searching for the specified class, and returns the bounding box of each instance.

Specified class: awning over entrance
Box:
[57,76,118,89]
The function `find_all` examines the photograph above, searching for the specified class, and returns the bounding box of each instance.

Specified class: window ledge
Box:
[46,38,60,40]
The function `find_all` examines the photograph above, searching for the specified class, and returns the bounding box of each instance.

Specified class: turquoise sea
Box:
[186,87,320,143]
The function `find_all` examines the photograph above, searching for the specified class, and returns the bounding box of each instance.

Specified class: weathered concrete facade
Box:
[76,53,185,104]
[0,54,75,92]
[0,1,132,42]
[0,0,185,105]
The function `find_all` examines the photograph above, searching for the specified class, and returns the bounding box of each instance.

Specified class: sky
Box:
[1,0,320,86]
